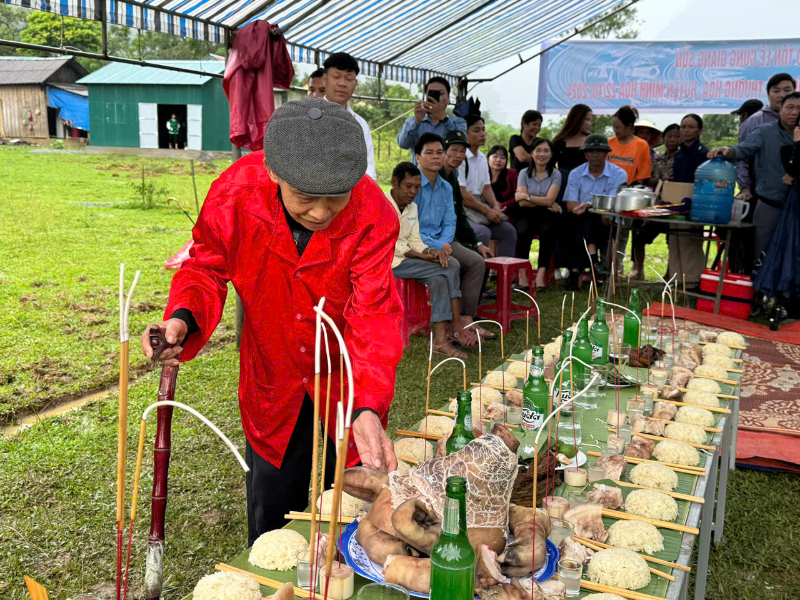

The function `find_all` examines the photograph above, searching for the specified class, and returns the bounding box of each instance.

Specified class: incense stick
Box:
[424,331,433,460]
[561,294,566,331]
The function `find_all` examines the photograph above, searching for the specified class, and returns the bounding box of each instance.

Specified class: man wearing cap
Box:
[141,98,404,544]
[563,134,627,288]
[732,99,764,125]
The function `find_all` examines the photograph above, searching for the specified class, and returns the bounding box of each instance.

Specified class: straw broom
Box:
[116,264,139,600]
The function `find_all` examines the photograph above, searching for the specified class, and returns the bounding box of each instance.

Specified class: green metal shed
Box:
[77,60,230,151]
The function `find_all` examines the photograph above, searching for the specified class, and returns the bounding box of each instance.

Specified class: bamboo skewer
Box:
[216,564,311,598]
[573,535,690,573]
[586,451,705,475]
[697,340,747,350]
[608,480,704,503]
[602,508,700,535]
[574,536,675,581]
[642,415,722,434]
[396,428,443,440]
[286,512,356,524]
[575,579,663,600]
[657,398,732,414]
[676,387,738,400]
[605,428,716,451]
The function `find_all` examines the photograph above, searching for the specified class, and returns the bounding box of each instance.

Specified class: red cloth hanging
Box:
[223,21,294,151]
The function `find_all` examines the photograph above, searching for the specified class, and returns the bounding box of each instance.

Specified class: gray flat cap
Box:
[263,98,367,196]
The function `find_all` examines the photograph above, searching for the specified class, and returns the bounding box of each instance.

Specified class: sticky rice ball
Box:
[317,489,363,517]
[395,460,413,474]
[506,361,530,379]
[249,529,308,571]
[717,331,746,347]
[694,364,728,380]
[625,489,678,521]
[418,415,454,437]
[702,342,732,358]
[394,438,434,463]
[687,378,721,394]
[665,422,708,445]
[470,386,503,406]
[684,390,720,408]
[704,354,735,370]
[607,519,665,554]
[588,548,651,590]
[483,371,518,390]
[193,572,261,600]
[629,462,678,491]
[676,406,715,428]
[653,439,700,467]
[543,342,560,366]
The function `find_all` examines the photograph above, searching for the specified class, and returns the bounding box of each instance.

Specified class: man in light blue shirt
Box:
[413,133,457,251]
[397,77,466,165]
[563,134,628,285]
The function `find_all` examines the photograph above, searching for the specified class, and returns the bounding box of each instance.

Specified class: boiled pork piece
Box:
[383,555,430,595]
[698,329,717,342]
[653,401,678,421]
[391,499,441,555]
[498,505,550,576]
[558,535,594,564]
[596,454,626,481]
[670,366,693,388]
[356,517,419,566]
[563,503,608,542]
[475,544,504,588]
[588,483,624,509]
[661,386,683,401]
[624,434,655,459]
[631,415,666,436]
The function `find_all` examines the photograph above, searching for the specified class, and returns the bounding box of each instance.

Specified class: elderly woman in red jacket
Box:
[141,99,404,544]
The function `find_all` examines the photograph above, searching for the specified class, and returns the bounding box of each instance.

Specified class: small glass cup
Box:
[628,408,644,425]
[689,331,700,344]
[650,368,668,390]
[575,373,599,410]
[601,445,620,459]
[618,425,632,443]
[627,398,645,413]
[588,464,606,482]
[678,329,690,342]
[646,325,659,343]
[558,558,583,597]
[548,518,575,546]
[357,583,410,600]
[296,550,320,591]
[618,343,632,368]
[641,390,655,413]
[505,405,522,425]
[558,405,584,445]
[567,491,590,508]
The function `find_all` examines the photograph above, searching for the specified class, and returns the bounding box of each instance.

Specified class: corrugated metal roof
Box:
[77,60,227,85]
[49,83,89,97]
[0,56,86,86]
[3,0,629,84]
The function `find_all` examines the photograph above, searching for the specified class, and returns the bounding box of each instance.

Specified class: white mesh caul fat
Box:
[388,433,518,530]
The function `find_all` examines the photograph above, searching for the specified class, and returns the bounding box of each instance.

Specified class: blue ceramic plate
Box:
[339,520,559,598]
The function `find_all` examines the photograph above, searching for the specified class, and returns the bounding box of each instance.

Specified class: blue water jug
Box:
[690,156,736,224]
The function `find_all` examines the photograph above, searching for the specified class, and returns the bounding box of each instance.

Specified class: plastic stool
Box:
[393,276,431,348]
[477,257,537,333]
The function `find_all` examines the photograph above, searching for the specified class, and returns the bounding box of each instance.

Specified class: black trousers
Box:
[246,394,337,546]
[514,207,554,269]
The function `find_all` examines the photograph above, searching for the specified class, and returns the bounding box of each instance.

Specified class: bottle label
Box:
[591,342,602,359]
[442,497,460,535]
[522,407,543,430]
[464,415,472,431]
[530,363,544,378]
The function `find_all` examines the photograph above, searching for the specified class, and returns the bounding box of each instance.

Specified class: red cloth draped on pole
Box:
[223,21,294,151]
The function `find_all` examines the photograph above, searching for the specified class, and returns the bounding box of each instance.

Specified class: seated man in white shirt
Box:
[457,113,517,257]
[323,52,377,180]
[387,162,466,359]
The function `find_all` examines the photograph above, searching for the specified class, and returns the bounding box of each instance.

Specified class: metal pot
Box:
[615,187,658,212]
[592,194,616,211]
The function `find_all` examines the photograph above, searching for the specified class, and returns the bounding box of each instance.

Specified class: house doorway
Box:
[157,104,187,149]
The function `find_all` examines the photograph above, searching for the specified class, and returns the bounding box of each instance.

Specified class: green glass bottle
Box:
[623,288,642,348]
[572,319,593,384]
[522,346,549,432]
[446,390,475,455]
[430,476,476,600]
[590,298,610,365]
[553,330,573,409]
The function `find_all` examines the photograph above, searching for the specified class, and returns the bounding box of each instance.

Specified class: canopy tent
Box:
[1,0,632,86]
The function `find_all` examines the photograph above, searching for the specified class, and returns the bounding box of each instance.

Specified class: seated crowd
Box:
[309,56,800,342]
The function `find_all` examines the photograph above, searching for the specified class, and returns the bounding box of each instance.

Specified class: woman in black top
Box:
[508,110,542,171]
[673,114,710,183]
[552,104,593,171]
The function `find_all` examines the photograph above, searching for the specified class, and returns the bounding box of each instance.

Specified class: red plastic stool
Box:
[477,257,537,333]
[393,276,431,348]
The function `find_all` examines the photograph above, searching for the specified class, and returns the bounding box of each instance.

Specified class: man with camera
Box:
[397,76,466,164]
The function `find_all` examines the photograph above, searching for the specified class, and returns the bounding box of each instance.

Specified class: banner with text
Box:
[537,39,800,114]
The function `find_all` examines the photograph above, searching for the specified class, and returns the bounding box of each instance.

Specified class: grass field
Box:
[1,146,796,599]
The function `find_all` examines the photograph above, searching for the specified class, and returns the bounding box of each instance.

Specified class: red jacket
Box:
[223,21,294,151]
[165,152,404,468]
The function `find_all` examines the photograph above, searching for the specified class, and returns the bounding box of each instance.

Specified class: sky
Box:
[468,0,799,129]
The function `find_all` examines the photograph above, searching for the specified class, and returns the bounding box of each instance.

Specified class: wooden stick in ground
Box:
[627,273,631,300]
[573,535,690,573]
[586,451,705,475]
[424,331,433,460]
[605,428,716,451]
[122,419,147,600]
[308,370,322,575]
[216,564,311,598]
[602,508,700,535]
[325,427,351,578]
[573,536,674,581]
[610,479,704,503]
[318,335,335,515]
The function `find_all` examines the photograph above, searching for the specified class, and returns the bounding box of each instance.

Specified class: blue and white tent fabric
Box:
[4,0,628,83]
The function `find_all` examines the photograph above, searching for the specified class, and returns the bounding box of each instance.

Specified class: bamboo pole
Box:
[574,536,674,581]
[602,508,700,535]
[573,535,690,572]
[307,373,322,575]
[216,564,311,598]
[605,428,716,451]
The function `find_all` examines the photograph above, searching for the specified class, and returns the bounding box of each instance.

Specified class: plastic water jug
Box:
[689,156,736,224]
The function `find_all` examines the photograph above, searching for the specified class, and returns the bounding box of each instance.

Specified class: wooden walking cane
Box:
[116,265,139,600]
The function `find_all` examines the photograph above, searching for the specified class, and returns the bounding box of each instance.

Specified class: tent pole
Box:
[100,0,108,57]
